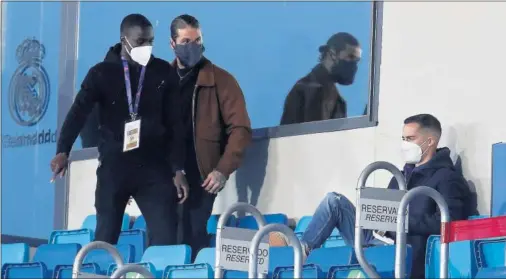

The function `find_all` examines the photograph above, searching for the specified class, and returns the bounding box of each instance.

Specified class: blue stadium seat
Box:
[109,245,191,277]
[49,229,94,246]
[1,243,29,266]
[223,270,248,278]
[237,213,288,230]
[164,248,213,279]
[2,244,81,278]
[81,244,134,274]
[81,214,131,231]
[54,263,99,279]
[426,235,474,278]
[207,214,237,234]
[473,237,506,269]
[140,245,191,277]
[1,262,47,279]
[272,263,323,279]
[294,216,313,234]
[194,248,215,265]
[363,245,412,278]
[165,263,213,278]
[269,247,295,275]
[474,266,506,278]
[306,246,355,275]
[132,215,146,230]
[328,264,373,278]
[108,262,156,277]
[118,229,147,262]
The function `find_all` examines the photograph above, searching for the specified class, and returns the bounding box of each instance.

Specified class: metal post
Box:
[395,186,450,279]
[248,224,303,279]
[110,264,155,278]
[215,202,267,279]
[355,161,406,279]
[72,241,124,279]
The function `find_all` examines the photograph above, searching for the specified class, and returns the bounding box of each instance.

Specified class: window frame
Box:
[252,1,384,140]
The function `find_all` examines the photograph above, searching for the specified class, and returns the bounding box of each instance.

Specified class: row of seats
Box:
[1,243,411,278]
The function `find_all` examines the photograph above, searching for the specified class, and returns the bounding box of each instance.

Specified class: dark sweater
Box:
[57,44,184,170]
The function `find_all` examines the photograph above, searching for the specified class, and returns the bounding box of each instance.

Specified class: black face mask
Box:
[330,60,358,85]
[174,42,204,68]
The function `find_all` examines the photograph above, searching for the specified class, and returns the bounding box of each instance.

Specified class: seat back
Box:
[426,235,474,278]
[363,245,412,278]
[1,243,29,266]
[118,229,146,262]
[1,263,46,279]
[329,264,371,279]
[141,245,192,271]
[474,266,506,279]
[473,237,506,268]
[273,264,323,279]
[306,246,354,273]
[269,247,295,273]
[132,215,146,230]
[165,263,213,279]
[237,213,288,229]
[194,248,215,265]
[83,244,134,273]
[207,215,237,234]
[33,244,81,273]
[49,229,94,246]
[81,214,130,231]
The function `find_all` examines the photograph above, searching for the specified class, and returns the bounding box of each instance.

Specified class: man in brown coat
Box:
[169,14,252,256]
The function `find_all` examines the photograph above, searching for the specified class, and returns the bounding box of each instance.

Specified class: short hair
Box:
[404,114,442,138]
[170,14,200,40]
[319,32,359,61]
[120,14,152,34]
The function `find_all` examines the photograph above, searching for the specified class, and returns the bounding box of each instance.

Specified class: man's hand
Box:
[50,153,69,183]
[173,170,189,204]
[202,170,227,194]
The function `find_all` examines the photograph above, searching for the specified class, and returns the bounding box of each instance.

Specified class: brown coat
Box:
[188,58,252,179]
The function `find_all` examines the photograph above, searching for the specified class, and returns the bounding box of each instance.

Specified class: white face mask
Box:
[401,140,428,164]
[125,38,152,66]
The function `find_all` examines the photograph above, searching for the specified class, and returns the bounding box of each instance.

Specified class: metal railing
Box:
[215,202,267,279]
[72,241,124,279]
[354,161,407,279]
[110,264,155,278]
[248,223,304,278]
[395,186,449,279]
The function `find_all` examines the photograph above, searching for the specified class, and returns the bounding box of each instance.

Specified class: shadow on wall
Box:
[446,125,479,215]
[234,138,270,218]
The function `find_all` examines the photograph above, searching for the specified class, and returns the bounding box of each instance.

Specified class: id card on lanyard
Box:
[122,57,146,152]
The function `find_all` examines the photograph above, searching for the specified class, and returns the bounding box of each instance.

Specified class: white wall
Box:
[215,2,506,217]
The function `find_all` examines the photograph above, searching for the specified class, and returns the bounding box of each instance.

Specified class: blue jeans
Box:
[301,192,384,251]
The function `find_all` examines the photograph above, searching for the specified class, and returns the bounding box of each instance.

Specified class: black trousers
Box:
[94,159,178,246]
[179,172,217,259]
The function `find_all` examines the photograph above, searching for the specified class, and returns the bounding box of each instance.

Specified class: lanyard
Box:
[121,57,146,120]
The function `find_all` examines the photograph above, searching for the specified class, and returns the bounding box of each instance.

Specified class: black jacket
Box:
[280,64,347,125]
[57,44,184,170]
[388,147,475,279]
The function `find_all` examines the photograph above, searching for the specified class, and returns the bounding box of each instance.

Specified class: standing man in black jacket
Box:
[50,14,189,245]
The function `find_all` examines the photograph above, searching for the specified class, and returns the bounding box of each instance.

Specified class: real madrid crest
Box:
[8,38,51,126]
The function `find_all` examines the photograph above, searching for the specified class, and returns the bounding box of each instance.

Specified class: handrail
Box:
[395,186,450,279]
[248,224,303,278]
[215,202,267,279]
[354,161,406,279]
[110,264,154,278]
[72,241,124,279]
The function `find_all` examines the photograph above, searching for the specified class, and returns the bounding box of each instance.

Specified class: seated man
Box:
[269,114,476,279]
